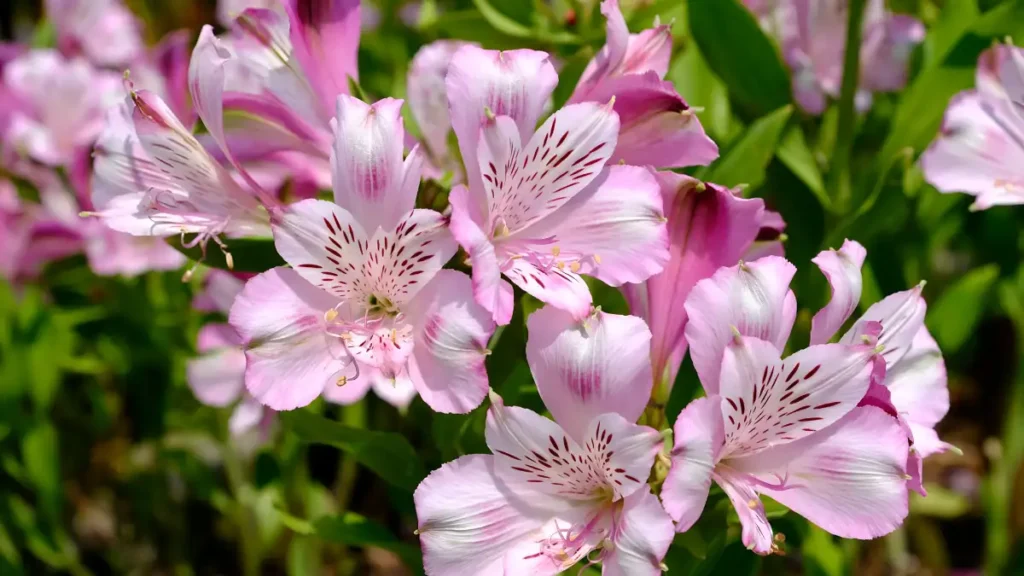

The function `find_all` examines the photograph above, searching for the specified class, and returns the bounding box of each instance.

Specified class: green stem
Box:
[220,413,261,576]
[334,402,366,512]
[829,0,868,215]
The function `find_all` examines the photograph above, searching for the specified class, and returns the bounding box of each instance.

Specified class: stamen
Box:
[747,499,759,510]
[551,246,561,257]
[569,261,581,273]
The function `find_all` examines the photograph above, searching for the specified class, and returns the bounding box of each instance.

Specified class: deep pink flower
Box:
[414,306,673,575]
[229,96,495,413]
[920,44,1024,210]
[45,0,142,67]
[569,0,718,168]
[446,45,669,325]
[621,173,771,396]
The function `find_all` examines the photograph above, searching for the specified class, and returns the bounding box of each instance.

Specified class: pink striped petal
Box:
[663,396,724,531]
[504,257,592,321]
[449,185,515,325]
[332,95,421,231]
[683,257,797,395]
[282,0,361,116]
[405,270,495,414]
[603,487,675,576]
[526,306,653,441]
[715,468,774,554]
[810,239,867,345]
[447,45,557,196]
[229,267,345,410]
[840,284,926,370]
[407,40,470,158]
[361,209,456,306]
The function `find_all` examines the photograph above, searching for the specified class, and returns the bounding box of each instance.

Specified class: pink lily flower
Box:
[2,50,122,167]
[620,173,771,398]
[446,45,670,325]
[188,0,361,184]
[751,0,924,114]
[218,0,278,27]
[229,95,495,413]
[407,40,473,181]
[568,0,718,168]
[920,44,1024,210]
[188,271,275,441]
[45,0,143,67]
[89,83,274,264]
[0,178,82,281]
[414,306,673,575]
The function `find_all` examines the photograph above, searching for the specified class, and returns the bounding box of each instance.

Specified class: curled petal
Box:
[840,284,926,370]
[810,239,867,345]
[602,487,675,576]
[282,0,361,116]
[449,185,514,325]
[716,469,774,554]
[407,40,469,158]
[526,305,653,441]
[503,257,592,322]
[886,327,950,457]
[663,396,724,531]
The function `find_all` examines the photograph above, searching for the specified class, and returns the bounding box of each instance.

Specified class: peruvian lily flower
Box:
[188,0,361,182]
[188,271,274,441]
[920,44,1024,210]
[446,45,669,325]
[89,80,274,267]
[407,40,472,181]
[218,0,278,27]
[45,0,142,67]
[754,0,924,114]
[620,173,771,400]
[2,50,122,167]
[568,0,718,168]
[414,306,673,574]
[229,95,495,413]
[129,31,196,126]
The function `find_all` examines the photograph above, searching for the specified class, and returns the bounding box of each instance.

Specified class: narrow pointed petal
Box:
[718,334,881,458]
[737,406,910,541]
[186,346,246,408]
[518,166,668,287]
[602,487,675,576]
[504,257,593,321]
[635,175,764,388]
[332,95,420,231]
[404,270,495,414]
[662,396,725,531]
[282,0,361,115]
[449,185,514,325]
[920,90,1024,209]
[481,103,619,234]
[414,455,554,576]
[683,257,797,395]
[810,239,867,345]
[446,45,558,195]
[715,469,774,554]
[840,284,926,370]
[408,40,469,158]
[526,306,653,440]
[229,267,345,410]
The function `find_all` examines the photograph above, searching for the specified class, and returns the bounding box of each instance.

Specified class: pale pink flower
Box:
[188,1,362,185]
[414,306,673,575]
[188,271,274,441]
[2,50,122,166]
[446,45,670,325]
[569,0,718,168]
[229,96,495,413]
[753,0,924,114]
[128,31,196,126]
[920,44,1024,210]
[218,0,278,27]
[45,0,142,67]
[621,173,775,395]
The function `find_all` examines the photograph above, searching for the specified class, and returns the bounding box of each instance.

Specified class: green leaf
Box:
[879,66,975,162]
[927,264,1000,351]
[315,512,423,573]
[21,424,60,520]
[702,105,793,189]
[910,484,971,518]
[922,0,980,68]
[167,235,284,273]
[471,0,579,44]
[777,126,831,211]
[280,410,425,491]
[688,0,791,119]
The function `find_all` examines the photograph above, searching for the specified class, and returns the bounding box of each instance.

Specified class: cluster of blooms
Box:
[7,0,1019,572]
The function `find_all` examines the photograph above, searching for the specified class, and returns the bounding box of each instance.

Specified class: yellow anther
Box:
[391,328,398,344]
[593,254,602,264]
[774,533,786,543]
[570,261,581,273]
[337,376,348,386]
[747,499,758,510]
[556,262,565,270]
[325,308,339,322]
[551,246,561,257]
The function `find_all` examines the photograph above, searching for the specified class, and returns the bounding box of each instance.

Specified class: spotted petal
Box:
[362,209,457,306]
[503,257,593,321]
